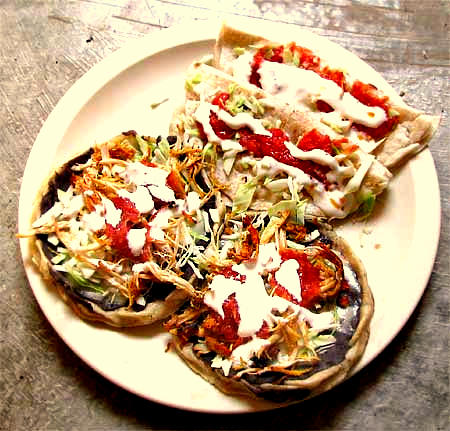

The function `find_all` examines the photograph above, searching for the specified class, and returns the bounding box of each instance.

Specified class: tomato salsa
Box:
[198,96,353,187]
[248,43,397,140]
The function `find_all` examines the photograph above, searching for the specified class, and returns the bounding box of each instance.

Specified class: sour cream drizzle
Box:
[255,156,349,218]
[192,100,374,218]
[258,61,387,128]
[204,242,337,363]
[193,102,270,154]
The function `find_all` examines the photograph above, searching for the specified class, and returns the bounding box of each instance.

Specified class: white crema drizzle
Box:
[192,100,372,218]
[258,61,386,128]
[204,242,337,364]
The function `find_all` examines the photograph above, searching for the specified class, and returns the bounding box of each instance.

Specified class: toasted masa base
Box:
[214,21,440,169]
[29,223,190,328]
[27,142,190,327]
[171,64,392,211]
[170,229,374,402]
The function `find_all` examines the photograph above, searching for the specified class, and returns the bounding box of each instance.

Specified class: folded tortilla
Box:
[214,21,440,169]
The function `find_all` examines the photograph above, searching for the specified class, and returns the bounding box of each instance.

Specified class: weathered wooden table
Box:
[1,1,448,429]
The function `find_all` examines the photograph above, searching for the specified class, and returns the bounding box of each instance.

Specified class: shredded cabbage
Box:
[225,90,265,116]
[66,271,104,293]
[268,199,307,225]
[185,72,203,92]
[268,200,297,217]
[232,179,258,214]
[356,191,376,220]
[152,138,170,164]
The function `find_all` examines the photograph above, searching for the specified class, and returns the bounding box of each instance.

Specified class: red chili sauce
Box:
[104,196,150,261]
[103,170,181,260]
[199,98,349,187]
[248,43,397,140]
[202,268,270,357]
[269,248,323,310]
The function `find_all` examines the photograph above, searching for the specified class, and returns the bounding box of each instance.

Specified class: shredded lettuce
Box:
[189,229,209,243]
[232,179,258,214]
[66,271,104,293]
[233,47,245,56]
[286,240,306,250]
[185,72,203,92]
[201,143,216,162]
[295,199,307,225]
[51,252,67,265]
[268,200,297,217]
[310,333,337,349]
[152,138,170,164]
[132,135,155,161]
[283,47,293,64]
[292,50,300,67]
[225,91,265,116]
[268,199,307,225]
[356,191,376,220]
[186,128,200,137]
[321,119,346,134]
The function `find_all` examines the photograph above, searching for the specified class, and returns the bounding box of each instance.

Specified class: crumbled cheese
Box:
[127,228,147,256]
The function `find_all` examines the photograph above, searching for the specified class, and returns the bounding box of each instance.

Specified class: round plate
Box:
[18,20,440,413]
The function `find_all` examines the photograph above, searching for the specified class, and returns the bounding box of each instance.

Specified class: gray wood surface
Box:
[1,0,448,429]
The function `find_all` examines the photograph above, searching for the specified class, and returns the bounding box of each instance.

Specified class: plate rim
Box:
[18,19,441,413]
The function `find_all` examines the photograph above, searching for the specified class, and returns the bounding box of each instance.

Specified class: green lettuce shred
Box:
[283,47,293,64]
[132,135,155,161]
[67,271,104,294]
[232,179,258,214]
[202,143,215,162]
[233,47,245,56]
[225,89,265,116]
[185,72,203,91]
[189,229,209,243]
[268,199,307,225]
[293,50,300,67]
[356,191,376,220]
[295,199,307,225]
[268,200,297,217]
[152,138,170,164]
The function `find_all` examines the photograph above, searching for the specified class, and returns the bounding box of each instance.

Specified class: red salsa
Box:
[270,248,323,309]
[104,197,149,261]
[248,43,397,140]
[200,104,341,186]
[201,268,270,357]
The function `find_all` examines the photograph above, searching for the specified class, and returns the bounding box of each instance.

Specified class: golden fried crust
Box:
[374,113,440,168]
[170,229,374,402]
[214,22,270,76]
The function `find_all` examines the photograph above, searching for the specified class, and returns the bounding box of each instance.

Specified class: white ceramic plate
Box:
[18,20,440,413]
